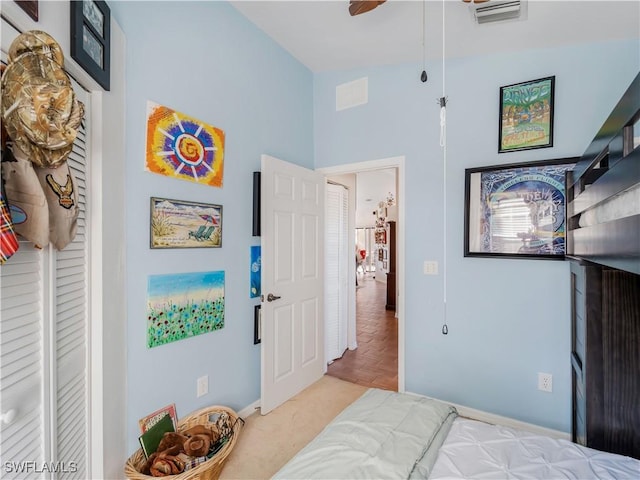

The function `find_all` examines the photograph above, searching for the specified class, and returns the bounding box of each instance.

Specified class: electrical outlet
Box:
[538,372,553,392]
[197,375,208,397]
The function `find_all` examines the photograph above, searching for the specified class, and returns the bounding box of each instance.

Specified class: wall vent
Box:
[473,0,527,24]
[336,77,368,111]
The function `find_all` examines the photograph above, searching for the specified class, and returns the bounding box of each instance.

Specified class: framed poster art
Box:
[464,157,577,260]
[499,76,554,153]
[70,0,111,90]
[150,197,222,249]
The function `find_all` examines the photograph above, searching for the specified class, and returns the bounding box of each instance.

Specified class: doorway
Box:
[319,156,405,393]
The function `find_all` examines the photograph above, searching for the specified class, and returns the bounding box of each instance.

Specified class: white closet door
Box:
[53,119,89,478]
[0,244,46,478]
[0,66,90,478]
[325,183,349,362]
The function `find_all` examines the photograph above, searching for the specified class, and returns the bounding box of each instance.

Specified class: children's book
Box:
[138,413,175,459]
[138,403,178,434]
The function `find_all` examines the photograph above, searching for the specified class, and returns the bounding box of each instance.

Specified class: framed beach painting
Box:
[150,197,222,249]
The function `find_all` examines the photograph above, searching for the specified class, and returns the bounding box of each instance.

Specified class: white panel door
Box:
[260,155,325,415]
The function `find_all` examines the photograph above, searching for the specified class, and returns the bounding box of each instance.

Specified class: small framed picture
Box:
[70,0,111,90]
[254,305,261,345]
[150,197,222,249]
[499,76,554,153]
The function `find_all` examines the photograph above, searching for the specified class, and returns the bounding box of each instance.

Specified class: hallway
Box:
[326,274,398,391]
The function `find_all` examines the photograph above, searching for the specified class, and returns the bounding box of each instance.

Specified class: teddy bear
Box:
[142,425,220,477]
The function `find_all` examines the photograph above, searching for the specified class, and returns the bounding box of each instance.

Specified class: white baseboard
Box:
[237,399,261,419]
[406,391,571,440]
[238,392,570,441]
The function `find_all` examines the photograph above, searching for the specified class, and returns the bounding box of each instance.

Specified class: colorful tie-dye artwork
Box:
[145,101,225,187]
[146,270,225,348]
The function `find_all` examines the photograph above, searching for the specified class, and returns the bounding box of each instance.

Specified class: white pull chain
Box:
[440,100,446,147]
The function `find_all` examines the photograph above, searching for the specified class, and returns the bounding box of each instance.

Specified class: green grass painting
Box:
[147,271,225,348]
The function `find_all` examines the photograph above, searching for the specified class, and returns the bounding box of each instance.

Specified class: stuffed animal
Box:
[182,425,219,457]
[142,425,221,476]
[142,449,185,477]
[183,434,211,457]
[156,432,188,455]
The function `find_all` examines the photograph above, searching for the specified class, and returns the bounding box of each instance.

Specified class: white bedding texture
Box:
[430,418,640,480]
[273,388,640,480]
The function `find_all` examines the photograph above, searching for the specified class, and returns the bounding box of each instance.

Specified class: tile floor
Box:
[326,273,398,391]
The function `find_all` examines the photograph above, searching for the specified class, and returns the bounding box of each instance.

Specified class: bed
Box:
[273,388,640,479]
[275,73,640,480]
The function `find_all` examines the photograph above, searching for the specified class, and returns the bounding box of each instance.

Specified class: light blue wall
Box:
[109,1,313,453]
[110,0,638,453]
[314,39,639,432]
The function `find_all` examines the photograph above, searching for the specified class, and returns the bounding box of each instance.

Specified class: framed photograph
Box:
[150,197,222,249]
[15,1,38,21]
[254,305,261,345]
[464,157,577,260]
[499,76,554,153]
[70,0,110,90]
[375,230,386,244]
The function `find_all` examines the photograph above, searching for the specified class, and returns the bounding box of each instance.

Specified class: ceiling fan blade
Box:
[349,0,387,17]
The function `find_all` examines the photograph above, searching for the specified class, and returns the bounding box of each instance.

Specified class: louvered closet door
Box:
[0,75,90,478]
[54,113,89,478]
[325,183,349,362]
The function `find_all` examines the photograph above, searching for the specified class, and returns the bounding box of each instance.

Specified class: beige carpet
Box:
[219,375,368,480]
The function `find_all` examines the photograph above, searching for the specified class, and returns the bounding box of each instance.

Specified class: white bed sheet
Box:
[430,418,640,479]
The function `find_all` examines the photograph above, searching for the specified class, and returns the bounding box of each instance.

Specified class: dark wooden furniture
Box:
[385,221,396,311]
[566,72,640,459]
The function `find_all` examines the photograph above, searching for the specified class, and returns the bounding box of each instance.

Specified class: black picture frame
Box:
[252,172,261,236]
[15,1,38,21]
[499,76,555,153]
[464,157,578,260]
[70,0,110,90]
[253,305,261,344]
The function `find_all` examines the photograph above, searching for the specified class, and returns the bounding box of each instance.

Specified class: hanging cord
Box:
[420,0,428,82]
[440,0,448,335]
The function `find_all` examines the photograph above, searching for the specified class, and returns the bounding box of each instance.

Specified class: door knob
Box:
[267,293,281,302]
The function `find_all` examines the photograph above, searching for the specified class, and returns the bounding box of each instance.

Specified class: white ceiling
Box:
[230,0,640,72]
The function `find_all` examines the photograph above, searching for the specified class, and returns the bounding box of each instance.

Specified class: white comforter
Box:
[430,418,640,479]
[272,388,457,479]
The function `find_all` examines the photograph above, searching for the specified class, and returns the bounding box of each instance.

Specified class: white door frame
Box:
[317,156,405,393]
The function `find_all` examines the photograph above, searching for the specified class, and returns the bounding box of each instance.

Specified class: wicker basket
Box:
[125,405,242,480]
